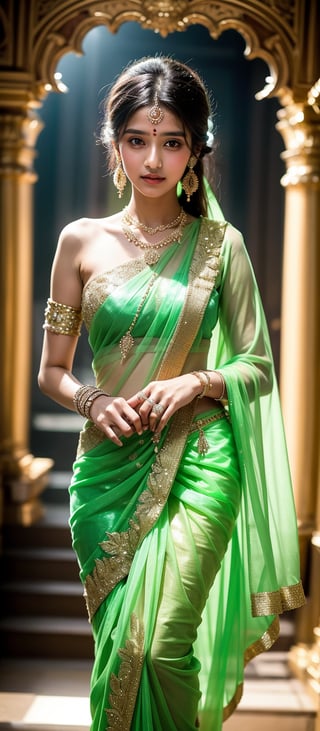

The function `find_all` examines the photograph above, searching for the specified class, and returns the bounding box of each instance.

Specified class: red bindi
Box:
[153,129,157,136]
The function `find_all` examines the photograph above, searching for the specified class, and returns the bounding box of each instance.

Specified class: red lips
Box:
[141,175,165,182]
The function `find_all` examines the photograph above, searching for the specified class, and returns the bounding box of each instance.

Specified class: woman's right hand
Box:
[89,394,144,446]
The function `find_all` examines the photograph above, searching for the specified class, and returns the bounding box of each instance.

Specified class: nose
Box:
[144,143,162,170]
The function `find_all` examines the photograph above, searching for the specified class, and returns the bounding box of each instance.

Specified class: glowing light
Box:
[53,71,68,93]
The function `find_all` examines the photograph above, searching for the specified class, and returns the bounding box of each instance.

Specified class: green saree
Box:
[69,217,304,731]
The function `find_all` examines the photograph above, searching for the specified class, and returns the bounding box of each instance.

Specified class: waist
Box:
[190,408,226,431]
[94,339,212,398]
[193,396,222,416]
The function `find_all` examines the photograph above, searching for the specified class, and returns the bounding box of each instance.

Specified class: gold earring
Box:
[113,152,127,198]
[182,155,199,202]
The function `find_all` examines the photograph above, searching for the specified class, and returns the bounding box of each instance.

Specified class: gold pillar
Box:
[0,104,53,525]
[277,102,320,588]
[277,100,320,723]
[288,457,320,728]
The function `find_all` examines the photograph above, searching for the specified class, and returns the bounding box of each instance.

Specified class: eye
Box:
[164,139,183,149]
[128,137,144,146]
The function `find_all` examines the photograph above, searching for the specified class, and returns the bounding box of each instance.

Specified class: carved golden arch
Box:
[30,1,297,105]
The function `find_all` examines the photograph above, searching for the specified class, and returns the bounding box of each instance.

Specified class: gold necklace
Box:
[119,271,158,362]
[123,207,184,233]
[121,211,188,266]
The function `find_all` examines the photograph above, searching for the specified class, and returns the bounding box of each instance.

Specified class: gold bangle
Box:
[192,370,210,398]
[214,371,226,400]
[73,385,109,419]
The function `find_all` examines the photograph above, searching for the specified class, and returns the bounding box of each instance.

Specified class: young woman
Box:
[38,56,305,731]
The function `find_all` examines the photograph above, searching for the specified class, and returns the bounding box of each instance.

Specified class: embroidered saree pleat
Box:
[69,218,304,731]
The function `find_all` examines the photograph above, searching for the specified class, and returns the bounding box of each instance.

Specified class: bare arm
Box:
[38,222,85,409]
[38,221,145,445]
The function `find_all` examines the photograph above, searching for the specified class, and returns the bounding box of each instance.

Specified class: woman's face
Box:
[118,106,192,199]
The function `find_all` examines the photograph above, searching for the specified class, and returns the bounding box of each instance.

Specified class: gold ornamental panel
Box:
[1,1,318,109]
[30,0,296,103]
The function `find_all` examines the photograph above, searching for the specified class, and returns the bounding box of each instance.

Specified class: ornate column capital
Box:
[0,108,43,182]
[276,103,320,187]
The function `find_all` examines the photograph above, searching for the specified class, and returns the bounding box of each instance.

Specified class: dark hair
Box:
[101,56,214,218]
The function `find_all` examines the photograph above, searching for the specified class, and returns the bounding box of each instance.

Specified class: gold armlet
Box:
[43,298,82,337]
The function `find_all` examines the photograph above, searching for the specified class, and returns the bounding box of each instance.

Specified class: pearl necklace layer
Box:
[121,210,188,266]
[122,206,184,233]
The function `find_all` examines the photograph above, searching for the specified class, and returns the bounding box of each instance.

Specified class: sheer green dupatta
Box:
[194,185,305,729]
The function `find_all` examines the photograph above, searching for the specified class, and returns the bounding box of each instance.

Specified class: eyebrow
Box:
[124,128,185,137]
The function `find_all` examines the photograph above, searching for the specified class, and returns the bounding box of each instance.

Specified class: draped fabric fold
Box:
[69,213,304,731]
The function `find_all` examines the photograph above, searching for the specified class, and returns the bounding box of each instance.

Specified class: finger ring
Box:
[137,391,148,401]
[151,403,164,415]
[146,397,156,406]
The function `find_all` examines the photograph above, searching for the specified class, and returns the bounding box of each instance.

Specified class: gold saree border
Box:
[251,579,305,616]
[222,584,305,721]
[222,616,280,722]
[84,400,195,620]
[84,220,226,621]
[82,258,145,331]
[106,613,144,730]
[222,583,305,723]
[156,219,226,379]
[77,422,105,457]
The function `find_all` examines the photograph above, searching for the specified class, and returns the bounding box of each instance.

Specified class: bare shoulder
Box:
[60,213,121,244]
[58,217,101,249]
[55,215,116,270]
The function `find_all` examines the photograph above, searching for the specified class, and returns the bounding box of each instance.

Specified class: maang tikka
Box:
[113,149,127,198]
[147,91,164,125]
[182,155,199,202]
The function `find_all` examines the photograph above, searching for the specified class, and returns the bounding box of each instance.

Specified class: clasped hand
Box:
[90,374,199,447]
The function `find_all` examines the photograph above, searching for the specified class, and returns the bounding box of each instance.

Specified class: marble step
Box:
[0,655,316,731]
[0,616,93,659]
[3,504,72,549]
[0,696,315,731]
[1,580,87,618]
[3,547,79,581]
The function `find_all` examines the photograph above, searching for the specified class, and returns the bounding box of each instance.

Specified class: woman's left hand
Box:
[127,374,201,432]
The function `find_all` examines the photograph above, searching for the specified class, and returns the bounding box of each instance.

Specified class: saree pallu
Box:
[69,217,305,731]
